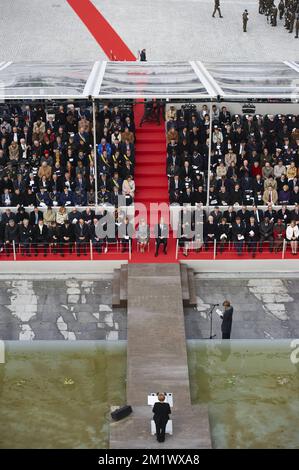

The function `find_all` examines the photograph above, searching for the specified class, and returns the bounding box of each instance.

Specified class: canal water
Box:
[0,342,126,449]
[1,340,299,448]
[188,340,299,449]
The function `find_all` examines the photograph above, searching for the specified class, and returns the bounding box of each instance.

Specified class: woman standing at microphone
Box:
[220,300,234,339]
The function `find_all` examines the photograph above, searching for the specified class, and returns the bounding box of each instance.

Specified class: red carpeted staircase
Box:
[131,101,177,263]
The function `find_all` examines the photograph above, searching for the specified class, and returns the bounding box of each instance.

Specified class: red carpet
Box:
[67,0,136,61]
[130,101,177,263]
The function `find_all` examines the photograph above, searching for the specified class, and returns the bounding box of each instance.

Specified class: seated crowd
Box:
[0,101,136,209]
[0,206,133,257]
[177,203,299,257]
[166,104,299,207]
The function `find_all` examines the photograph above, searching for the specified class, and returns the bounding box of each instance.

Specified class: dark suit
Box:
[232,222,246,254]
[221,306,233,339]
[29,210,43,226]
[19,224,33,255]
[212,0,222,17]
[59,223,74,255]
[154,223,169,256]
[75,223,90,255]
[152,401,171,443]
[33,224,48,256]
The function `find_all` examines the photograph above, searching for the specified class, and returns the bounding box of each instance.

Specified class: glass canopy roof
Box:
[98,61,209,98]
[0,61,298,100]
[0,62,94,98]
[204,62,299,99]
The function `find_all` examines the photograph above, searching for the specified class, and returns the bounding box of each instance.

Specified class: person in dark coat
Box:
[152,393,171,443]
[243,9,249,32]
[74,218,90,256]
[19,219,33,256]
[154,218,169,256]
[220,300,234,339]
[245,216,260,257]
[59,220,74,256]
[139,49,147,61]
[33,219,48,256]
[5,219,19,256]
[232,217,246,255]
[212,0,223,17]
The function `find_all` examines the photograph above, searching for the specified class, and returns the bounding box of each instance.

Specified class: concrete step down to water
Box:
[187,268,197,307]
[112,268,121,307]
[180,264,190,304]
[119,264,128,306]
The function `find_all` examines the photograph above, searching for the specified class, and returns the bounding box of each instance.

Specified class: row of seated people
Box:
[2,202,299,228]
[166,103,299,205]
[178,216,299,257]
[169,169,299,205]
[0,101,136,208]
[0,207,167,258]
[0,206,133,257]
[1,173,135,207]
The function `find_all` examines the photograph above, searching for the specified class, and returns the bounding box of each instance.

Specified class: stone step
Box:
[187,268,197,307]
[112,269,121,307]
[180,264,190,305]
[120,264,128,306]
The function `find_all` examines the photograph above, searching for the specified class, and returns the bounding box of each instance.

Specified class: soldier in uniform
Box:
[265,0,271,21]
[285,5,291,28]
[243,9,249,32]
[278,0,285,19]
[271,3,278,25]
[259,0,265,14]
[289,8,296,32]
[212,0,223,18]
[295,11,299,37]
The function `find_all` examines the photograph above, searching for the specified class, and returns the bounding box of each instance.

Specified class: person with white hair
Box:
[286,220,299,255]
[152,393,171,443]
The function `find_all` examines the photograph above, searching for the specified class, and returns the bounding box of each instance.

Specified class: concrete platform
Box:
[0,0,297,61]
[110,263,211,449]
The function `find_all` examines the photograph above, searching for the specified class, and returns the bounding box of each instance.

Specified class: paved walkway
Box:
[110,264,211,449]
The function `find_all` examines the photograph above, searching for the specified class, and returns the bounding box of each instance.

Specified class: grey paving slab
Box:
[0,276,126,340]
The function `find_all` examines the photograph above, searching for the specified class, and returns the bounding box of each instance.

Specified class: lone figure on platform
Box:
[139,49,147,61]
[152,393,171,443]
[212,0,223,18]
[220,300,234,339]
[243,9,249,32]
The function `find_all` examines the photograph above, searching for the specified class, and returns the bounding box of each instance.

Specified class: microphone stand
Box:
[208,304,218,340]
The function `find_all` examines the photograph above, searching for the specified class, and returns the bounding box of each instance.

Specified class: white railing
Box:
[175,238,294,261]
[1,239,132,261]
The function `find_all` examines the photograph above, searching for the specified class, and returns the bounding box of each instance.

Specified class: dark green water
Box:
[1,340,299,449]
[0,342,126,449]
[187,340,299,449]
